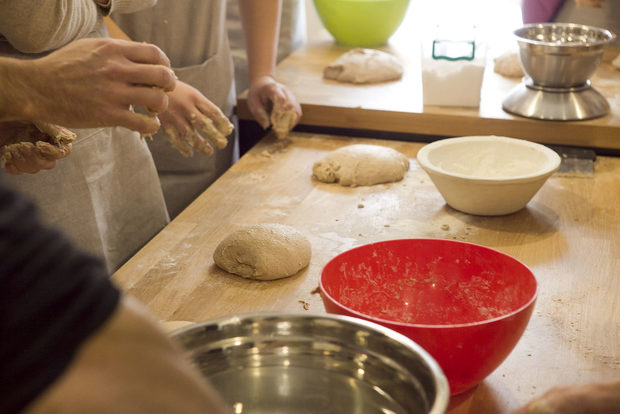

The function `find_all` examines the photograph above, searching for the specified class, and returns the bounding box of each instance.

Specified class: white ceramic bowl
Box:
[417,136,561,215]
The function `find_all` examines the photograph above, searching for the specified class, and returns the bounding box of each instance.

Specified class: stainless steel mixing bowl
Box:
[515,23,615,87]
[171,313,450,414]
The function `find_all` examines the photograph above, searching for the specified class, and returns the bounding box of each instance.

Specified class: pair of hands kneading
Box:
[159,74,301,159]
[0,37,176,175]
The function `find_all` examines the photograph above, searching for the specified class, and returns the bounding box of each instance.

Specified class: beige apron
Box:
[114,0,237,218]
[0,23,169,273]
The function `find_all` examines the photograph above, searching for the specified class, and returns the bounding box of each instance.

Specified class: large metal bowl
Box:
[171,313,449,414]
[515,23,615,87]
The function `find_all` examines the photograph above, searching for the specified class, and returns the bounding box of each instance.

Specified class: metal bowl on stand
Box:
[502,23,616,121]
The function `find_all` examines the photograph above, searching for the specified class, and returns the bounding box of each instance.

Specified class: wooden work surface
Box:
[113,132,619,413]
[237,40,620,151]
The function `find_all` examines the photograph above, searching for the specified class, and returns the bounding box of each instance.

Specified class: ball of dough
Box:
[312,144,410,187]
[323,48,404,84]
[493,52,524,78]
[213,223,311,280]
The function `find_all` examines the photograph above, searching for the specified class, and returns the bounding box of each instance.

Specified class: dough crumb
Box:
[441,224,450,231]
[298,300,310,310]
[357,204,365,208]
[310,286,320,295]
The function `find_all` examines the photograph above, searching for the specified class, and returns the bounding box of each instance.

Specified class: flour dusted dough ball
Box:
[493,52,524,78]
[323,48,404,84]
[313,144,410,187]
[213,223,311,280]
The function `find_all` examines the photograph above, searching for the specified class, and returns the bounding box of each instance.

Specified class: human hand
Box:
[511,380,620,414]
[0,121,75,174]
[25,296,232,414]
[247,75,302,139]
[158,81,234,157]
[8,38,176,135]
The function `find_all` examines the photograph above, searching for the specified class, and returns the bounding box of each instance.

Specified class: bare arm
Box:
[238,0,301,138]
[0,37,176,133]
[238,0,280,84]
[24,295,232,414]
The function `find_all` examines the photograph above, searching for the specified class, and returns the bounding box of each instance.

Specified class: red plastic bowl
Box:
[319,239,537,395]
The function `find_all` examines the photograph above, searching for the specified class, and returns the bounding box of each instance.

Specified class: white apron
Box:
[113,0,237,218]
[0,24,169,273]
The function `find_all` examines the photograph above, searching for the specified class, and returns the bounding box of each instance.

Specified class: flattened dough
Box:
[213,223,311,280]
[323,48,404,84]
[313,144,410,187]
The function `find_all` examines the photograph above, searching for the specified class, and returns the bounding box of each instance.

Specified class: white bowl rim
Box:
[416,135,561,184]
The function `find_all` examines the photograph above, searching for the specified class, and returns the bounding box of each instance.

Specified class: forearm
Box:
[238,0,281,83]
[0,57,40,122]
[25,295,231,414]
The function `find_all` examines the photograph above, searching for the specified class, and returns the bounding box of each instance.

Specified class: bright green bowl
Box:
[313,0,410,47]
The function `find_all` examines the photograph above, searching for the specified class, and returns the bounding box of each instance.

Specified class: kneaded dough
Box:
[493,52,524,78]
[0,121,75,168]
[323,48,404,84]
[213,223,311,280]
[312,144,410,187]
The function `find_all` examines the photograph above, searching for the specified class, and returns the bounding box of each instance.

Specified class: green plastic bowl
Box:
[313,0,410,47]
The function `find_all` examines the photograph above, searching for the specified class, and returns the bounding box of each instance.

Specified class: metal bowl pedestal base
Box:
[502,78,610,121]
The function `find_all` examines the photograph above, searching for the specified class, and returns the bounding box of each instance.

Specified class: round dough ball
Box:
[323,48,404,84]
[493,52,524,78]
[213,223,311,280]
[312,144,410,187]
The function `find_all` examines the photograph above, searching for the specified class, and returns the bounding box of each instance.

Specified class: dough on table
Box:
[323,48,404,84]
[312,144,410,187]
[213,223,311,280]
[493,52,524,78]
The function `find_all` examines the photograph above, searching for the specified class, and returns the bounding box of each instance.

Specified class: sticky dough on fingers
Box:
[0,122,75,168]
[186,130,214,156]
[164,126,194,158]
[270,107,297,140]
[190,112,230,150]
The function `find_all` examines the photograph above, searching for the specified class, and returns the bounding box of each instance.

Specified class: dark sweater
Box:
[0,178,120,413]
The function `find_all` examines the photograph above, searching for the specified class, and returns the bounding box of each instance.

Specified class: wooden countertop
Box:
[113,132,619,413]
[237,39,620,150]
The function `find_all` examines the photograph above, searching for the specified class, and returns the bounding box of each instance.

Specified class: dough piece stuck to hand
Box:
[493,52,524,78]
[213,223,311,280]
[0,121,76,168]
[270,107,297,140]
[323,48,404,84]
[313,144,410,187]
